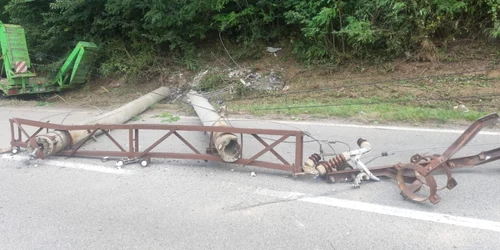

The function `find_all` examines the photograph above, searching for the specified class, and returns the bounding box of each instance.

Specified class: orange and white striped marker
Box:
[15,61,27,74]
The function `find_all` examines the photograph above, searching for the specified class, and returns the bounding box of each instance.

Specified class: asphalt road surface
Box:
[1,106,500,250]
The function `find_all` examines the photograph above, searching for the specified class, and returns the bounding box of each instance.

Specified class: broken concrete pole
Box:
[80,87,170,125]
[186,91,241,162]
[34,87,170,157]
[69,86,170,143]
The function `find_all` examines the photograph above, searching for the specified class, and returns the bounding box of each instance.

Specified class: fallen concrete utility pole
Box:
[33,87,170,157]
[186,91,241,162]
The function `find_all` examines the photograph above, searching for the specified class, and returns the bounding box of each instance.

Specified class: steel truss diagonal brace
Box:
[8,118,305,174]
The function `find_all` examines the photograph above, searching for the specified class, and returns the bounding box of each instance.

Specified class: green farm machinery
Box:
[0,21,97,96]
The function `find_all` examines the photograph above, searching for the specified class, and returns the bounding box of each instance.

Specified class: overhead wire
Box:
[177,90,340,157]
[181,89,500,162]
[182,98,345,156]
[37,105,105,124]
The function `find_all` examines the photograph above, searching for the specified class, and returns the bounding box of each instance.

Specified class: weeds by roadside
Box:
[153,112,180,123]
[226,74,498,123]
[35,101,52,107]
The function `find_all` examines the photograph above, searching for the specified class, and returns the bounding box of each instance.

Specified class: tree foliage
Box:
[3,0,500,78]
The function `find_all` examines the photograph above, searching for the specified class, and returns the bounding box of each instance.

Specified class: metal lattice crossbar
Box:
[9,118,305,174]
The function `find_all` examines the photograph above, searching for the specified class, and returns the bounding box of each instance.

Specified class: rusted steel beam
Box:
[323,113,500,204]
[137,130,176,159]
[9,117,305,174]
[252,134,290,165]
[448,147,500,168]
[173,132,201,154]
[10,118,303,136]
[397,113,500,204]
[102,130,127,152]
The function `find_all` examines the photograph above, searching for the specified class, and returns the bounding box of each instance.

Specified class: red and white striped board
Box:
[15,61,27,74]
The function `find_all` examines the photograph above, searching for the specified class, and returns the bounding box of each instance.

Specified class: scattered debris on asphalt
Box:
[6,90,500,205]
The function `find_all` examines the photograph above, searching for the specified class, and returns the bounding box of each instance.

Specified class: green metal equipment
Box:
[0,21,97,96]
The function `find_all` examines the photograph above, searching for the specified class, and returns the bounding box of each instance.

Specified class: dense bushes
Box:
[2,0,500,78]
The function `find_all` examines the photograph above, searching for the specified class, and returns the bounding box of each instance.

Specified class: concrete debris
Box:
[454,104,469,112]
[233,71,284,91]
[218,105,228,117]
[228,68,250,78]
[190,70,209,87]
[168,87,185,102]
[245,72,261,81]
[168,72,188,86]
[225,67,285,91]
[265,71,283,89]
[240,79,250,87]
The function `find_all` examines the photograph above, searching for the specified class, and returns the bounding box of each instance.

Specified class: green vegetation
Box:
[1,0,500,80]
[228,75,496,123]
[153,112,180,123]
[232,99,488,123]
[198,73,227,91]
[35,101,52,107]
[130,115,141,121]
[1,1,500,122]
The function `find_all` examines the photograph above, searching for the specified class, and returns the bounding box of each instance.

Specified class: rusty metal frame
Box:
[325,113,500,204]
[9,113,500,205]
[9,118,304,174]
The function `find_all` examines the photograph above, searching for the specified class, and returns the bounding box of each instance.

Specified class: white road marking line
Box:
[180,116,500,135]
[255,188,500,233]
[272,120,500,135]
[3,113,496,135]
[1,154,132,175]
[0,107,94,113]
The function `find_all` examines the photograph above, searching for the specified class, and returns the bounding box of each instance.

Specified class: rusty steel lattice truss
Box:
[9,117,304,173]
[323,113,500,204]
[8,113,500,205]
